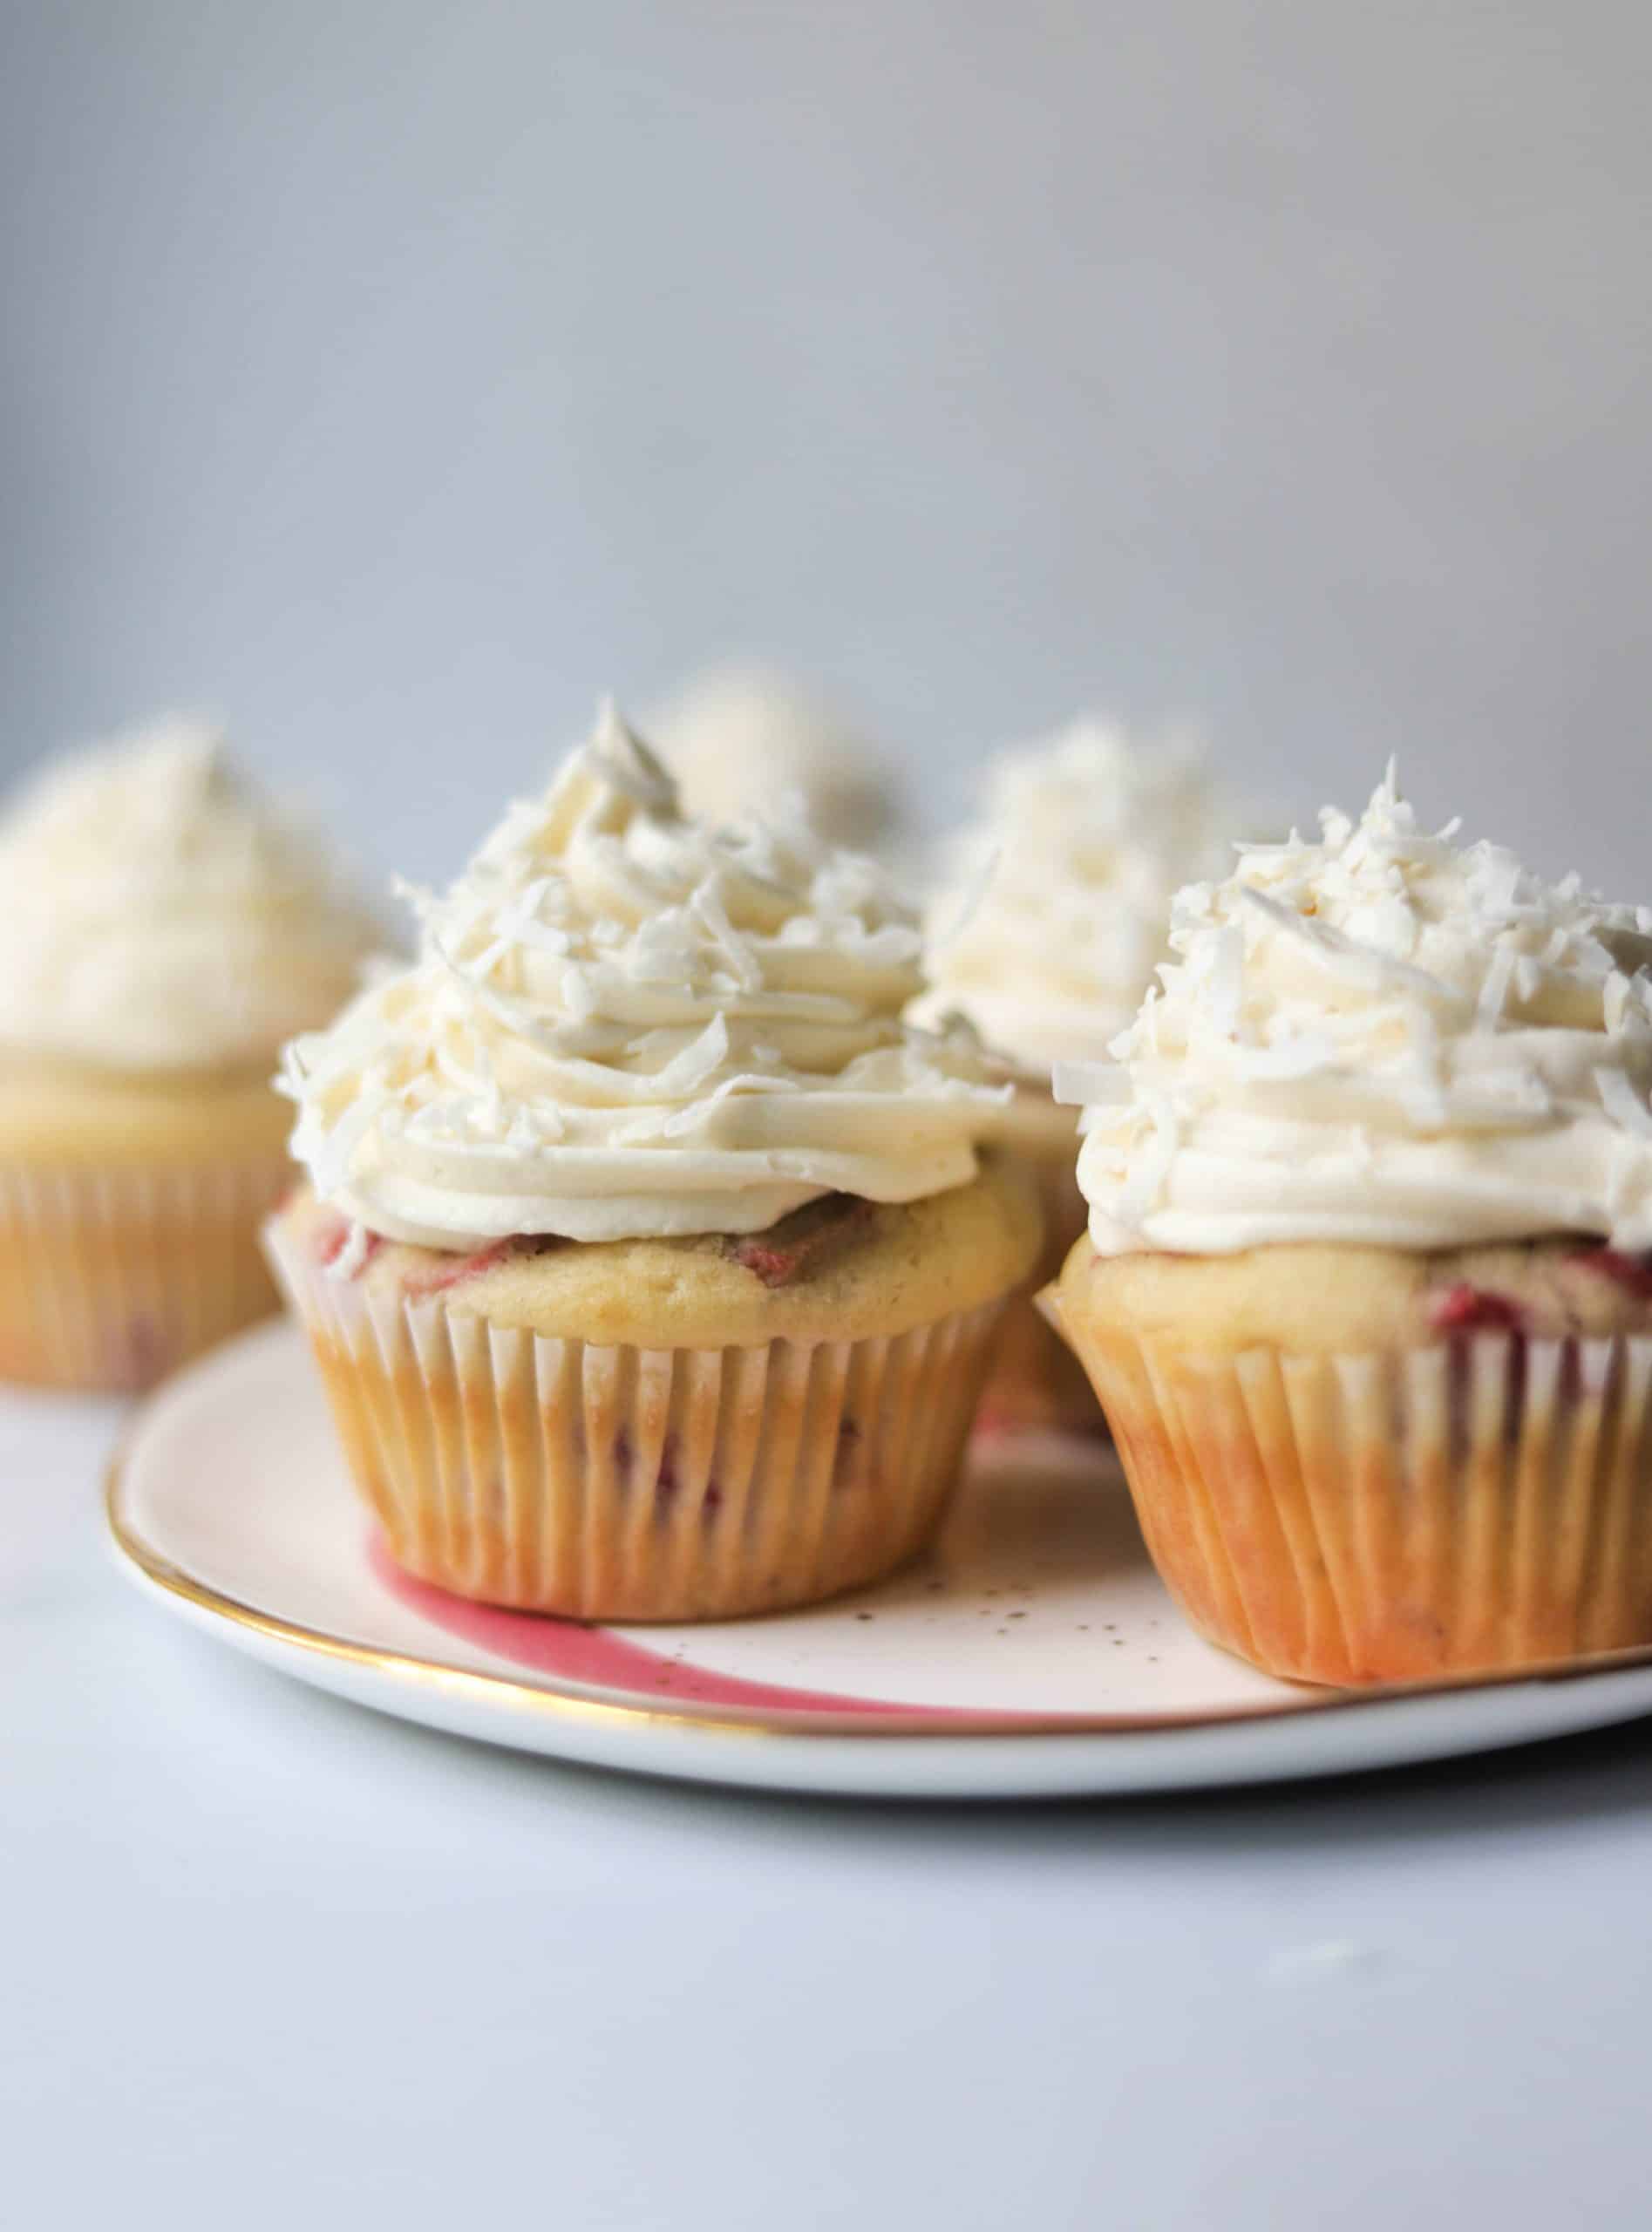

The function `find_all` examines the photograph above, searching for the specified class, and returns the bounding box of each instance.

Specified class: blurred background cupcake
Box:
[646,661,907,861]
[921,717,1241,1432]
[0,715,384,1389]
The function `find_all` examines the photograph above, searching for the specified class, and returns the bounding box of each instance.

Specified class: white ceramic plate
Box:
[109,1320,1652,1799]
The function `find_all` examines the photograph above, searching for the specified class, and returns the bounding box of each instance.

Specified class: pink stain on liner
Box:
[368,1535,972,1719]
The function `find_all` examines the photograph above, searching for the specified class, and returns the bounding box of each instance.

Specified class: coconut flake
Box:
[1206,926,1246,1038]
[692,874,764,992]
[586,700,679,811]
[650,1012,732,1101]
[1476,946,1517,1029]
[1467,847,1521,919]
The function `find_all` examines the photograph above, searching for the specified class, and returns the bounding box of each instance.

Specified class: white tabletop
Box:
[5,1382,1649,2232]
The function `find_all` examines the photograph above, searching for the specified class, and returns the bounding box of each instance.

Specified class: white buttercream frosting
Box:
[1064,766,1652,1255]
[923,719,1234,1072]
[280,704,1005,1249]
[647,663,901,854]
[0,717,383,1072]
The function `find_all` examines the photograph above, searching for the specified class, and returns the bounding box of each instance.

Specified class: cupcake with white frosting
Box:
[0,717,381,1388]
[647,662,903,858]
[924,718,1236,1432]
[267,704,1037,1622]
[1045,765,1652,1684]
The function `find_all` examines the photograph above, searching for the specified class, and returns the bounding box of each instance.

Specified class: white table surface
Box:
[6,1382,1650,2232]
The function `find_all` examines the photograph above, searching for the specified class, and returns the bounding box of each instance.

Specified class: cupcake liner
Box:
[1057,1317,1652,1684]
[982,1146,1102,1434]
[0,1158,289,1391]
[268,1221,1007,1622]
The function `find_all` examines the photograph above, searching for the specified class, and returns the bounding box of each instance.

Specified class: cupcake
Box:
[267,704,1037,1622]
[923,718,1235,1432]
[1045,765,1652,1685]
[647,662,904,857]
[0,717,382,1389]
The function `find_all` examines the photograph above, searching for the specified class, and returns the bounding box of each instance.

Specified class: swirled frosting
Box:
[923,719,1234,1072]
[0,717,382,1072]
[280,705,1005,1249]
[1066,766,1652,1255]
[647,663,902,854]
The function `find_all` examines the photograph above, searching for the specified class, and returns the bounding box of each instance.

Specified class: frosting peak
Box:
[0,716,382,1072]
[281,704,1003,1248]
[924,718,1234,1072]
[1069,766,1652,1255]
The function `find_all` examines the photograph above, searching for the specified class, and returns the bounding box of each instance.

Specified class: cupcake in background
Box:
[268,703,1037,1623]
[1046,766,1652,1684]
[922,717,1238,1432]
[647,661,905,860]
[0,716,384,1389]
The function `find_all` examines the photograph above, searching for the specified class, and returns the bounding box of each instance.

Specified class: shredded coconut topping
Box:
[280,703,1004,1248]
[1072,764,1652,1254]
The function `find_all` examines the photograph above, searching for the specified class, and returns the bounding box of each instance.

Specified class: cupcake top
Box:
[0,717,382,1074]
[1065,765,1652,1256]
[280,704,1005,1249]
[923,718,1234,1073]
[646,662,901,855]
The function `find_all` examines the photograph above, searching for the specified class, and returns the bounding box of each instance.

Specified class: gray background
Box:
[9,17,1652,2225]
[4,1,1649,896]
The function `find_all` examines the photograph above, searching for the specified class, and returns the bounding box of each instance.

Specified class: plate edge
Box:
[102,1331,1652,1745]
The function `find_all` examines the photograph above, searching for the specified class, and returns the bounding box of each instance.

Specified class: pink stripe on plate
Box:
[369,1535,969,1719]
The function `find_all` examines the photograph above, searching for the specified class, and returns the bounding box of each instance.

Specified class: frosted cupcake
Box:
[924,718,1234,1431]
[647,662,904,857]
[0,718,381,1388]
[267,706,1037,1622]
[1045,766,1652,1685]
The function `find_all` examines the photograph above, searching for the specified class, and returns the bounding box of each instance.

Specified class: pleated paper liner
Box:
[1052,1314,1652,1686]
[267,1221,1008,1622]
[0,1158,289,1391]
[982,1146,1102,1434]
